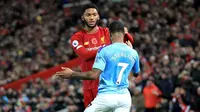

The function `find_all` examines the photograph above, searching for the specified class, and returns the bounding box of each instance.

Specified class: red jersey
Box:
[70,26,111,90]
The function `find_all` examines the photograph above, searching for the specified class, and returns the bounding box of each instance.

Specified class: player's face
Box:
[82,8,99,28]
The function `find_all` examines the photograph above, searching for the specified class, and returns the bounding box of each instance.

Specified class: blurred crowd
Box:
[0,0,200,112]
[0,0,76,86]
[0,78,84,112]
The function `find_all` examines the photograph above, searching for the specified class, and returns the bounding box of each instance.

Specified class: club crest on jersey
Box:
[101,36,105,43]
[72,40,79,47]
[84,41,89,45]
[92,38,98,44]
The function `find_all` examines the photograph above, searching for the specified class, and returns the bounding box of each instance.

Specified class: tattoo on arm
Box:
[71,68,102,80]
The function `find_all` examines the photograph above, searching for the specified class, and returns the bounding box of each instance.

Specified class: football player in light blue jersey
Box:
[55,21,140,112]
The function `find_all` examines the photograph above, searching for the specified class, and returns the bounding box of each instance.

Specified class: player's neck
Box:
[112,38,124,43]
[111,33,124,43]
[84,26,98,34]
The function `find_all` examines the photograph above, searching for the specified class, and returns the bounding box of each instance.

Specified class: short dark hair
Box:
[108,21,124,34]
[82,4,99,15]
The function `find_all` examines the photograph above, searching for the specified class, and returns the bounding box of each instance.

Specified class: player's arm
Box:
[55,48,106,80]
[124,27,134,44]
[132,51,140,77]
[73,48,106,80]
[71,35,98,61]
[54,67,102,80]
[71,68,101,80]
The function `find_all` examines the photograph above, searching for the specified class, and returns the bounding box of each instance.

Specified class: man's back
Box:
[93,43,140,94]
[86,42,140,112]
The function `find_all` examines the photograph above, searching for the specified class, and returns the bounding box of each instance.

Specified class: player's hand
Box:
[126,40,133,49]
[124,33,134,44]
[54,67,73,79]
[124,27,128,33]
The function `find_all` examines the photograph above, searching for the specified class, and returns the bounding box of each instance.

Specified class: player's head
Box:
[108,21,125,42]
[81,4,100,28]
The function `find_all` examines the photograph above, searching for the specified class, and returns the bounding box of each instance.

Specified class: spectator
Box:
[190,86,200,112]
[131,86,145,112]
[171,87,190,112]
[191,61,200,84]
[143,79,162,112]
[158,73,174,99]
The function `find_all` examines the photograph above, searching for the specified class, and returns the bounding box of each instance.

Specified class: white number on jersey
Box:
[116,63,129,84]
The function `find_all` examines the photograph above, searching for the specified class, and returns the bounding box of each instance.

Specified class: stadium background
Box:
[0,0,200,111]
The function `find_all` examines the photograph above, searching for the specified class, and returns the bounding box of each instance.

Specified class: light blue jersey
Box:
[93,43,140,94]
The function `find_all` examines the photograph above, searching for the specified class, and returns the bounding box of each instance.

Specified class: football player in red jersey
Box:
[70,4,134,108]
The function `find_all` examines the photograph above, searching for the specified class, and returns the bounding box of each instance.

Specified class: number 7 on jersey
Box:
[116,63,129,84]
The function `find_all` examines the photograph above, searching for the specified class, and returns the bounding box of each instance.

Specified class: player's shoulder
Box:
[130,48,139,56]
[98,44,111,53]
[71,30,85,40]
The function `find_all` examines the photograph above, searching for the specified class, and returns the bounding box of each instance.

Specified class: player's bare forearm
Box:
[71,70,99,80]
[55,67,101,80]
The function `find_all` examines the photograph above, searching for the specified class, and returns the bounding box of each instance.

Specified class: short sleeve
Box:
[132,52,140,74]
[92,48,106,71]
